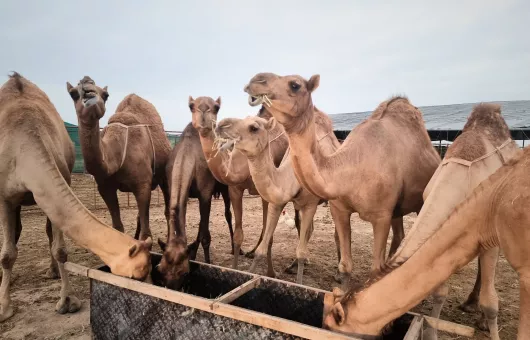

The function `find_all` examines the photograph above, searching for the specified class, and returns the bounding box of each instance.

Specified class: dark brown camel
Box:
[155,123,236,288]
[66,76,171,241]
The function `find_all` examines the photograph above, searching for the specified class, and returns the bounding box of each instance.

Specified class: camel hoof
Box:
[45,266,60,279]
[459,301,480,313]
[229,248,245,256]
[0,304,14,322]
[267,270,278,279]
[56,296,81,314]
[476,314,489,331]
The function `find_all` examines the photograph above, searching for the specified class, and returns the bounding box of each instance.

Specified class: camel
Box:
[322,145,530,340]
[155,122,235,288]
[381,103,521,340]
[0,73,152,322]
[66,76,171,241]
[215,114,337,283]
[244,73,441,283]
[188,96,291,269]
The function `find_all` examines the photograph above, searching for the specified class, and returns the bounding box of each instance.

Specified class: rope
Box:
[106,122,156,174]
[268,130,285,161]
[441,138,514,192]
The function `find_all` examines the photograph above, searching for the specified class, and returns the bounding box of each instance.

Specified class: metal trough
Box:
[65,253,475,340]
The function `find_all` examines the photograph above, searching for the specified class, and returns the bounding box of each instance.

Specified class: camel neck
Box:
[342,194,487,334]
[199,131,250,186]
[77,118,110,178]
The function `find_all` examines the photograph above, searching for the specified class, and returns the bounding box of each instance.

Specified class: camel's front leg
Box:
[158,177,171,230]
[295,203,317,284]
[98,185,125,233]
[246,198,268,258]
[388,216,405,258]
[0,202,16,322]
[423,283,449,340]
[221,188,240,255]
[44,217,59,279]
[197,195,213,263]
[370,214,392,274]
[519,273,530,340]
[134,185,153,241]
[249,203,285,278]
[229,186,244,269]
[330,203,353,285]
[460,257,482,313]
[477,248,500,340]
[50,224,81,315]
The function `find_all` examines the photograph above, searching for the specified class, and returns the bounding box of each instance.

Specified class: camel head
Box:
[108,237,153,281]
[215,116,281,158]
[154,238,200,289]
[66,76,109,124]
[244,72,320,132]
[189,96,221,137]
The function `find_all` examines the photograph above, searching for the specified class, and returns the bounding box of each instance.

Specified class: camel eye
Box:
[290,81,301,92]
[249,125,259,133]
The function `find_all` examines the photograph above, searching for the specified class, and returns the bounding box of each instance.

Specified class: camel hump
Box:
[112,94,165,127]
[8,71,25,92]
[462,103,510,142]
[1,72,53,108]
[370,96,419,120]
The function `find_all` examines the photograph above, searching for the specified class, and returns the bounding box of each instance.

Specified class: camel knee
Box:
[200,231,211,248]
[51,245,68,264]
[338,260,352,275]
[0,248,17,269]
[233,228,244,247]
[433,284,449,303]
[296,245,309,262]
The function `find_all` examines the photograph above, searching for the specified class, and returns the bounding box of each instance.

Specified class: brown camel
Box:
[0,73,152,322]
[244,73,441,283]
[66,76,171,241]
[188,96,292,269]
[384,103,520,340]
[155,122,235,288]
[322,145,530,340]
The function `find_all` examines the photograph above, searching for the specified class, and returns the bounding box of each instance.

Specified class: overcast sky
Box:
[1,1,529,131]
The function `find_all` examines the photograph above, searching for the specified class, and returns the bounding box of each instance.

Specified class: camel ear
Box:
[214,96,221,114]
[331,302,346,326]
[265,117,277,131]
[157,238,167,252]
[102,86,109,101]
[188,96,195,111]
[128,244,139,258]
[67,82,80,101]
[307,75,320,93]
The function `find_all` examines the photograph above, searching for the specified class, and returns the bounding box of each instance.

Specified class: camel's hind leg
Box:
[330,203,353,285]
[50,224,81,315]
[423,283,449,340]
[388,216,405,258]
[459,257,482,313]
[133,185,153,241]
[370,214,392,274]
[197,194,213,263]
[220,188,241,255]
[285,210,311,274]
[98,185,125,233]
[0,202,16,322]
[519,272,530,339]
[44,217,59,279]
[229,186,244,268]
[295,204,318,284]
[246,198,268,258]
[477,248,500,340]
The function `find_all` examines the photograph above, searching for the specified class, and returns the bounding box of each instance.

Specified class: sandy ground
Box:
[0,174,519,339]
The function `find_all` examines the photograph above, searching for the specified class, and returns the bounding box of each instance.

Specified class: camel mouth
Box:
[248,94,272,108]
[82,90,97,105]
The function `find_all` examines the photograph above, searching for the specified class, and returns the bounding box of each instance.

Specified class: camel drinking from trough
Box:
[244,73,441,283]
[215,114,339,283]
[66,76,171,241]
[322,145,530,340]
[0,73,152,322]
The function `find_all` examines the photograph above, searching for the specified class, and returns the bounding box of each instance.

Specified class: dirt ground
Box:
[0,174,519,339]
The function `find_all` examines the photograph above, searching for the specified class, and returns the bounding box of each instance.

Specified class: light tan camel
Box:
[383,103,520,340]
[323,145,530,340]
[67,76,171,241]
[188,96,290,269]
[244,73,441,283]
[0,73,152,322]
[215,114,339,283]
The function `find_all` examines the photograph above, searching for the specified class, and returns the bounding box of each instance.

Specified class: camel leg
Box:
[388,216,404,258]
[229,186,244,269]
[44,218,59,279]
[330,204,353,285]
[98,186,125,233]
[370,215,392,274]
[285,209,311,274]
[0,202,16,322]
[334,228,340,263]
[50,224,81,315]
[246,198,268,258]
[519,273,530,339]
[159,179,171,230]
[423,283,449,340]
[459,257,482,313]
[221,189,240,255]
[477,248,500,339]
[133,185,152,241]
[249,203,284,278]
[295,204,318,284]
[197,195,212,264]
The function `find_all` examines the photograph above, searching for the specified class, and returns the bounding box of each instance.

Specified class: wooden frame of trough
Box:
[65,254,474,340]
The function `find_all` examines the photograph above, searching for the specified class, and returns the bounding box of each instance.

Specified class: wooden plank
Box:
[408,312,474,338]
[212,277,261,305]
[404,316,423,340]
[65,262,89,277]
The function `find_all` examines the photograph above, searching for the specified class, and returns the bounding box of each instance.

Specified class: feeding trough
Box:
[65,253,475,340]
